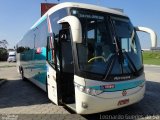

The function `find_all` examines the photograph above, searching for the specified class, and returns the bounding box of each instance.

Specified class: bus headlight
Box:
[79,86,85,92]
[85,88,91,94]
[75,84,103,96]
[92,89,103,96]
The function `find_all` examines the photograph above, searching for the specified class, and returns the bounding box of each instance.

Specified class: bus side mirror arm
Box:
[57,16,82,43]
[135,26,157,48]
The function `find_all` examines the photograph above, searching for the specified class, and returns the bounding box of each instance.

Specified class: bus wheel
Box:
[21,69,27,81]
[46,76,48,93]
[18,66,21,74]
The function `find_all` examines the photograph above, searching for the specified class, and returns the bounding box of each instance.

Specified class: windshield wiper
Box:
[109,17,124,74]
[108,17,120,56]
[103,54,116,80]
[123,50,138,75]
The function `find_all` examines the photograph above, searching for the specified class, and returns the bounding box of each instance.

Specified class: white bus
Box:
[8,51,16,62]
[16,2,157,114]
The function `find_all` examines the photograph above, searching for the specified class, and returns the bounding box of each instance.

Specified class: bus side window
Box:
[47,36,56,67]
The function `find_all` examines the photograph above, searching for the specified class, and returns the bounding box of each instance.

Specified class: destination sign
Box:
[79,14,104,20]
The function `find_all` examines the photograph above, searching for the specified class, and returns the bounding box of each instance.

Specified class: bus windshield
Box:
[71,8,143,78]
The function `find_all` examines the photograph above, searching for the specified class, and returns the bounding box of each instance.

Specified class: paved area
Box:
[0,62,160,120]
[0,62,85,120]
[144,65,160,82]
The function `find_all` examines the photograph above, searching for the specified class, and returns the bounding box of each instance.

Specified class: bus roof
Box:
[31,2,127,30]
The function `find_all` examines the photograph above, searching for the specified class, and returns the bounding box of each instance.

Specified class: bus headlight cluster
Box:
[75,84,103,96]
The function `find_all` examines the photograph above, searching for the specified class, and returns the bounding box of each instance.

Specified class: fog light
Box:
[82,102,88,109]
[79,86,85,92]
[85,88,91,94]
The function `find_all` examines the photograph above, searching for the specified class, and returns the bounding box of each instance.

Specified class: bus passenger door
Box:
[58,28,75,104]
[46,35,60,105]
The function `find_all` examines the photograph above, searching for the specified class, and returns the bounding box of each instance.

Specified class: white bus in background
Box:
[7,51,16,62]
[16,2,157,114]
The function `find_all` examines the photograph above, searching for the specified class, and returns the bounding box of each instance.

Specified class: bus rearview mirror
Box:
[135,26,157,48]
[57,16,82,43]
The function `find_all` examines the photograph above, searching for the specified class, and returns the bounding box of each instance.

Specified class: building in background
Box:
[151,47,160,51]
[41,3,57,16]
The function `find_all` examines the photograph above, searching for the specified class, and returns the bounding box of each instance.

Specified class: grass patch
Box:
[142,51,160,65]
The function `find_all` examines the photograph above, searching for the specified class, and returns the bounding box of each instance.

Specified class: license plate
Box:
[118,99,129,106]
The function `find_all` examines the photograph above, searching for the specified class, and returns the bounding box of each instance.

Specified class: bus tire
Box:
[18,66,21,74]
[46,76,48,93]
[21,68,27,81]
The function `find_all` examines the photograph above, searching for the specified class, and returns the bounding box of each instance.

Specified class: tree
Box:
[0,48,8,61]
[0,40,8,61]
[0,40,8,49]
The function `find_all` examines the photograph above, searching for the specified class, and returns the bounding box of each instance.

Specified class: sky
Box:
[0,0,159,49]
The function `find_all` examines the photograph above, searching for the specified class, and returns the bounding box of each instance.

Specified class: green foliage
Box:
[0,48,8,61]
[142,51,160,65]
[0,40,8,49]
[0,40,8,61]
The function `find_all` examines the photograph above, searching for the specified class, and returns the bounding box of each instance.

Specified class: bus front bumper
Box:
[75,84,145,114]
